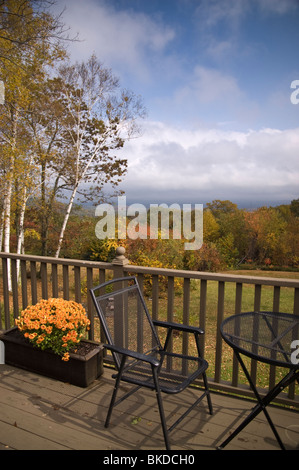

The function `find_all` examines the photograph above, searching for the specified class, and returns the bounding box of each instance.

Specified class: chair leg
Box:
[105,356,126,428]
[195,334,213,415]
[202,372,213,415]
[152,365,171,450]
[105,376,121,428]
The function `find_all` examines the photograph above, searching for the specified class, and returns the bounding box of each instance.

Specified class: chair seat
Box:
[113,352,209,394]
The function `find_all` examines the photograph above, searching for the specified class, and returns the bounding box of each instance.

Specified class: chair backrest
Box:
[90,276,162,369]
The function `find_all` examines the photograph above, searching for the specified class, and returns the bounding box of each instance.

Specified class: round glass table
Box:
[219,311,299,450]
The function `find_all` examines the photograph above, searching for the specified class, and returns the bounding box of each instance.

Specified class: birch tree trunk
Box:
[0,202,5,251]
[2,109,18,291]
[15,183,27,279]
[55,181,79,258]
[3,167,13,291]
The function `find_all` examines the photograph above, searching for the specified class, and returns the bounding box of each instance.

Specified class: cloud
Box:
[119,122,299,206]
[59,0,175,81]
[196,0,297,30]
[175,66,243,104]
[195,0,250,29]
[257,0,299,15]
[157,65,256,129]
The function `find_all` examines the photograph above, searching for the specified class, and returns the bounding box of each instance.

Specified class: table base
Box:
[218,352,299,450]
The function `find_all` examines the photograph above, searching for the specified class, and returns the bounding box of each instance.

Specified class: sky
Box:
[53,0,299,208]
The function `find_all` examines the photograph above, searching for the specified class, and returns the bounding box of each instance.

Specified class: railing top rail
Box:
[125,265,299,288]
[1,251,299,288]
[0,252,112,270]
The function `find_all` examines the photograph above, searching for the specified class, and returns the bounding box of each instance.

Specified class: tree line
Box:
[185,199,299,271]
[0,0,145,289]
[16,197,299,273]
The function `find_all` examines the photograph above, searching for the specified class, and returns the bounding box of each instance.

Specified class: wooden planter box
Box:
[0,327,104,387]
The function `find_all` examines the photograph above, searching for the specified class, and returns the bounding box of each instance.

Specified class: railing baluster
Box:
[2,258,10,329]
[167,276,174,323]
[152,274,159,349]
[232,282,243,387]
[30,261,37,305]
[41,262,48,299]
[137,273,144,294]
[74,266,81,303]
[294,287,299,315]
[86,267,94,340]
[167,276,174,371]
[199,279,207,358]
[136,274,144,354]
[273,285,280,312]
[99,268,106,286]
[98,269,107,345]
[152,274,159,323]
[215,281,225,383]
[62,264,69,300]
[20,260,28,309]
[254,284,262,311]
[51,264,58,297]
[11,258,19,320]
[182,278,190,375]
[269,286,281,390]
[251,284,262,386]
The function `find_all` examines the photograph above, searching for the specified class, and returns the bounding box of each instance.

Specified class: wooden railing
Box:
[1,249,298,408]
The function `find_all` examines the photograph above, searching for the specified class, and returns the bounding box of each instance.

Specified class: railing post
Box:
[112,247,130,349]
[112,246,129,278]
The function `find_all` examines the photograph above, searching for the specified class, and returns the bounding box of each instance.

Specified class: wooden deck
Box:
[0,364,298,452]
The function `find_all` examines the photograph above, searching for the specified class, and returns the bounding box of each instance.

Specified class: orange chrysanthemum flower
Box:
[15,298,90,361]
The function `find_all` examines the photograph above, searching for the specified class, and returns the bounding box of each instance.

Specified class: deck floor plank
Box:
[0,365,298,451]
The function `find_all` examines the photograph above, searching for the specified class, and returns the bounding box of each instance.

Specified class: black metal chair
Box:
[90,276,213,450]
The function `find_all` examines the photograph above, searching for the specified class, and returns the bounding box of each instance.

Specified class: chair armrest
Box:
[103,343,160,367]
[153,319,204,335]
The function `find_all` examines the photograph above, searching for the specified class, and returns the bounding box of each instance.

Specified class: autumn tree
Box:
[203,209,219,242]
[0,0,71,67]
[0,0,68,285]
[205,200,249,266]
[245,207,287,265]
[290,199,299,218]
[282,215,299,267]
[206,199,238,218]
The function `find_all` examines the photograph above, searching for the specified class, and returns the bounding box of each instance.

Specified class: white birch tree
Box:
[54,55,146,258]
